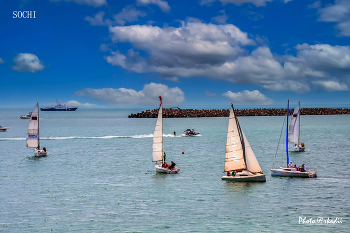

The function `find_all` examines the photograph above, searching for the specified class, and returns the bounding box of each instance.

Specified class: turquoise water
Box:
[0,108,349,232]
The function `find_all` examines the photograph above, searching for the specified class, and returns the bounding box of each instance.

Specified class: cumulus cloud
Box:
[223,90,273,104]
[75,83,185,105]
[85,7,146,26]
[0,58,5,64]
[12,53,44,73]
[218,0,273,7]
[51,0,107,7]
[312,80,348,92]
[103,17,350,93]
[317,0,350,36]
[137,0,170,12]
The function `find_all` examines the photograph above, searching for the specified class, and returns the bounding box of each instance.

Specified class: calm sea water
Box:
[0,108,349,232]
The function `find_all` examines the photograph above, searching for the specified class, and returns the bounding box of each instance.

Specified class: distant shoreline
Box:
[128,107,350,118]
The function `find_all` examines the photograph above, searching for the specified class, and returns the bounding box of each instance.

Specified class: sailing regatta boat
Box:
[221,104,266,182]
[271,100,316,178]
[288,101,305,151]
[27,103,47,157]
[152,96,180,174]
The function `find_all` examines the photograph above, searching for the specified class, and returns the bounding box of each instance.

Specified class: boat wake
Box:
[0,134,178,141]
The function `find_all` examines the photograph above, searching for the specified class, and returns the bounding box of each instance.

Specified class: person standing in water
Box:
[174,131,176,136]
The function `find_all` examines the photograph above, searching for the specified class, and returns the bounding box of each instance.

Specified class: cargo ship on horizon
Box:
[40,102,77,111]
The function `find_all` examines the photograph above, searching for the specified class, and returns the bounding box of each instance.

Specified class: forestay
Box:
[224,105,246,171]
[27,103,39,148]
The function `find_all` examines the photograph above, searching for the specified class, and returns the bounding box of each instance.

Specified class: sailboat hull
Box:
[271,168,316,178]
[34,148,47,157]
[221,170,266,182]
[293,145,305,152]
[155,164,180,174]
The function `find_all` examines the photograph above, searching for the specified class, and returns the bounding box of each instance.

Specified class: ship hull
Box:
[40,108,77,111]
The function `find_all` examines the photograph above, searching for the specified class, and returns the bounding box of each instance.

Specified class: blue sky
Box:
[1,0,350,108]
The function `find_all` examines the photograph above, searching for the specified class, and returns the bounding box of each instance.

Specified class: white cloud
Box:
[205,91,216,97]
[12,53,44,73]
[65,100,97,107]
[75,83,185,105]
[312,80,348,91]
[219,0,273,7]
[317,0,350,36]
[85,11,107,26]
[85,7,146,26]
[308,1,321,9]
[137,0,170,12]
[223,90,273,104]
[0,58,5,64]
[212,10,228,24]
[51,0,107,7]
[113,6,147,26]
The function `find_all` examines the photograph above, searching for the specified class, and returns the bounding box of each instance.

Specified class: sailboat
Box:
[288,101,305,152]
[152,96,180,174]
[271,100,316,178]
[221,104,266,182]
[27,103,47,157]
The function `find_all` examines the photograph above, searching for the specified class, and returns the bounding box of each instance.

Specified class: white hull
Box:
[155,164,180,174]
[293,145,305,152]
[34,148,47,157]
[0,127,9,132]
[271,168,316,178]
[221,170,266,182]
[180,133,201,137]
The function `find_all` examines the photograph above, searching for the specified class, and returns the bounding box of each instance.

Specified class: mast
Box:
[286,100,289,166]
[298,101,300,146]
[38,103,40,149]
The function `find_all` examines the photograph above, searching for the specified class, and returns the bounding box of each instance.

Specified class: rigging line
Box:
[272,113,287,169]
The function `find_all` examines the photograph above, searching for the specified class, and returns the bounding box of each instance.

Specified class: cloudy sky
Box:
[1,0,350,108]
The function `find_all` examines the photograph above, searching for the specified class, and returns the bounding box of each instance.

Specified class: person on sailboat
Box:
[169,161,176,169]
[293,164,299,171]
[288,161,293,168]
[162,162,168,168]
[300,163,306,172]
[163,152,166,163]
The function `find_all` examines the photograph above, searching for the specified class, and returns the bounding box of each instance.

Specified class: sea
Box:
[0,107,349,232]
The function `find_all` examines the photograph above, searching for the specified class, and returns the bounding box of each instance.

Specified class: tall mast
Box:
[38,103,40,149]
[286,100,289,166]
[298,101,300,145]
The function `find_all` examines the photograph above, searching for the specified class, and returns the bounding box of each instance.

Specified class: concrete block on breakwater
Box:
[128,107,350,118]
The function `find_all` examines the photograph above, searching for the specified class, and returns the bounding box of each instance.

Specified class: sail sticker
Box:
[31,117,37,120]
[28,134,38,139]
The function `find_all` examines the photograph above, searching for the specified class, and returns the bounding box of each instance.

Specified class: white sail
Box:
[224,105,246,171]
[242,130,263,173]
[152,104,163,162]
[27,103,39,148]
[288,101,300,145]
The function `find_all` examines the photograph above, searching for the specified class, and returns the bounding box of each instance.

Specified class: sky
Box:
[1,0,350,108]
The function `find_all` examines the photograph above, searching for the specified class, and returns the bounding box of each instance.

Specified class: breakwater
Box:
[128,107,350,118]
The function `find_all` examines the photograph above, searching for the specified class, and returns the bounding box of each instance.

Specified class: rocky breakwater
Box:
[128,107,350,118]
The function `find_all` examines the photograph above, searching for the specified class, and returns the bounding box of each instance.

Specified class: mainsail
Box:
[27,103,39,148]
[152,97,163,162]
[288,101,300,145]
[242,130,263,173]
[224,104,246,171]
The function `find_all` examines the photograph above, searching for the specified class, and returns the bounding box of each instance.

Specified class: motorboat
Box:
[180,129,201,137]
[20,112,32,119]
[0,126,9,132]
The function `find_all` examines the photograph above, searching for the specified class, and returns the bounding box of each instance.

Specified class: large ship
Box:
[40,102,77,111]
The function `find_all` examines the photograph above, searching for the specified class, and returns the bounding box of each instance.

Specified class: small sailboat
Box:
[271,100,316,178]
[221,104,266,182]
[27,103,47,157]
[288,101,305,152]
[152,96,180,174]
[0,126,9,132]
